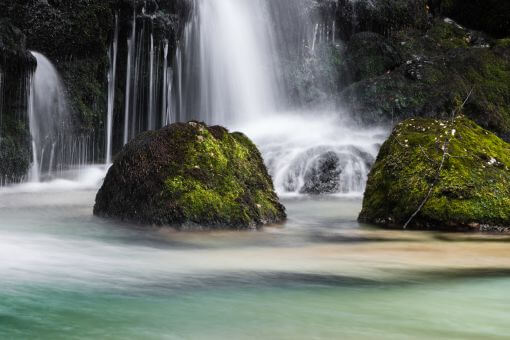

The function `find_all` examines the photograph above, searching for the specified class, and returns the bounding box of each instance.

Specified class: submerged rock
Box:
[282,147,374,195]
[94,122,286,229]
[359,116,510,232]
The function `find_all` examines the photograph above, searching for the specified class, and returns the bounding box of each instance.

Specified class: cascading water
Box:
[172,0,282,125]
[106,14,119,165]
[0,70,3,140]
[104,0,386,195]
[24,52,98,185]
[170,0,387,196]
[120,10,173,144]
[28,52,68,181]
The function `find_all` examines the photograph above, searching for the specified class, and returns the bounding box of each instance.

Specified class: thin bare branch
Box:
[403,88,474,229]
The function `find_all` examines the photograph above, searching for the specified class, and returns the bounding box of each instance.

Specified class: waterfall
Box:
[148,34,155,131]
[101,0,386,195]
[0,70,3,140]
[168,0,386,196]
[174,0,282,125]
[161,40,169,127]
[123,11,136,146]
[28,52,84,182]
[106,14,119,165]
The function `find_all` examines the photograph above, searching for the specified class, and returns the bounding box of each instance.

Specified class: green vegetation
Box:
[94,122,285,229]
[360,116,510,232]
[340,18,510,139]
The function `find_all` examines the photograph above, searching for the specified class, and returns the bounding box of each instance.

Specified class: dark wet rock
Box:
[281,147,375,195]
[430,0,510,38]
[340,32,402,83]
[0,0,190,161]
[340,19,510,140]
[0,19,36,183]
[335,0,430,40]
[301,151,343,194]
[94,122,286,229]
[359,116,510,232]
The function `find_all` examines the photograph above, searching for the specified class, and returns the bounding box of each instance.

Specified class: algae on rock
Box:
[359,116,510,232]
[94,122,286,229]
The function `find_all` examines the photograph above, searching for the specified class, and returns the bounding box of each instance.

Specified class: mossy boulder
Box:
[359,116,510,232]
[94,122,286,229]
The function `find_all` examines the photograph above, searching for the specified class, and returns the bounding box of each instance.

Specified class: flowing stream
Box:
[1,175,510,339]
[2,1,510,338]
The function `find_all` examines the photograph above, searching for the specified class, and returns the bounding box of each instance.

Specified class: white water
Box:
[161,40,169,127]
[170,0,386,196]
[235,112,386,196]
[0,71,3,140]
[123,11,136,146]
[0,165,106,196]
[28,52,73,182]
[148,34,155,130]
[106,14,119,165]
[174,0,282,125]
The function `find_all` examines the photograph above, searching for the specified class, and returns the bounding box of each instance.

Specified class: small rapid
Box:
[236,112,387,196]
[171,0,387,196]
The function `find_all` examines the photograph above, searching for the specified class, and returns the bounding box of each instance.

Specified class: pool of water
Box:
[1,175,510,339]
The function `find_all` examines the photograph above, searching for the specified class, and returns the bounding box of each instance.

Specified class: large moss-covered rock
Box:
[94,122,286,229]
[359,116,510,232]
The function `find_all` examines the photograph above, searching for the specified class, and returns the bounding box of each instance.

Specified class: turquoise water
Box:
[1,182,510,339]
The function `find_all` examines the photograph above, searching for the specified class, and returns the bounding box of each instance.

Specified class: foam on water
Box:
[0,166,106,195]
[235,111,387,196]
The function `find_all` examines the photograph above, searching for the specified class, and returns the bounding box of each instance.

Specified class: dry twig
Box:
[403,88,474,229]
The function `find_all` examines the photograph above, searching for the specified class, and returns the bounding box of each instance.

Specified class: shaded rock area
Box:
[339,17,510,140]
[0,0,190,162]
[340,31,402,84]
[94,122,286,229]
[0,19,36,183]
[359,116,510,232]
[430,0,510,38]
[335,0,430,40]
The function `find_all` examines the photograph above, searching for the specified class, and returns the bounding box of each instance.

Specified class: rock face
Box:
[335,0,429,41]
[431,0,510,38]
[94,122,286,229]
[0,19,36,184]
[359,116,510,232]
[340,18,510,140]
[0,0,190,161]
[340,32,402,84]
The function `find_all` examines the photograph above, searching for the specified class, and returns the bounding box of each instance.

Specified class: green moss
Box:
[95,122,285,229]
[428,21,469,49]
[495,39,510,48]
[161,124,281,227]
[360,116,510,231]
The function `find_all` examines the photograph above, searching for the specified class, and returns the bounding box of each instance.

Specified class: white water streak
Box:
[106,14,119,164]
